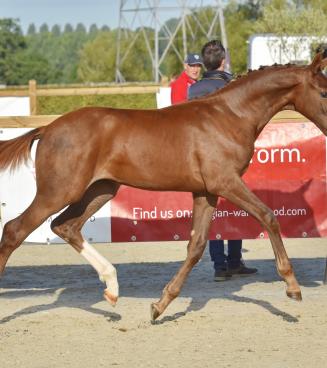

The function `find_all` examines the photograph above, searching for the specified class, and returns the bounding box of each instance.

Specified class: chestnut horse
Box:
[0,52,327,321]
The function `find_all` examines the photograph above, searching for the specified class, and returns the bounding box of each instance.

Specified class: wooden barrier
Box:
[0,115,60,128]
[28,80,37,116]
[0,110,309,128]
[0,79,311,121]
[0,81,161,115]
[0,81,160,97]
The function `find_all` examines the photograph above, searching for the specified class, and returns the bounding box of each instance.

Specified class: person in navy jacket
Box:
[189,40,258,281]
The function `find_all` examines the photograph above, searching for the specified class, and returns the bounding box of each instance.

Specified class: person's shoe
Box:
[214,269,232,282]
[228,264,258,277]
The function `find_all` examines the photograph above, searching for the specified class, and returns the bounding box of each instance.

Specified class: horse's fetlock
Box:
[166,285,179,299]
[278,262,293,278]
[103,266,117,279]
[100,265,117,284]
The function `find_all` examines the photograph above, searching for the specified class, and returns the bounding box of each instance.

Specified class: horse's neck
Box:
[222,67,301,134]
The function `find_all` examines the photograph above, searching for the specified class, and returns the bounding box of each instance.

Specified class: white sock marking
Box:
[80,241,119,297]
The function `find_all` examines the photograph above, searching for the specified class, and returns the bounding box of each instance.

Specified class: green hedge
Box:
[37,93,157,115]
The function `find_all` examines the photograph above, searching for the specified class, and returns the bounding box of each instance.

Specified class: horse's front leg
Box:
[219,175,302,301]
[151,193,217,321]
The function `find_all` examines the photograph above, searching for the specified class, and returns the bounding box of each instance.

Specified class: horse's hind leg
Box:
[50,179,120,305]
[0,196,63,275]
[151,193,217,321]
[219,175,301,301]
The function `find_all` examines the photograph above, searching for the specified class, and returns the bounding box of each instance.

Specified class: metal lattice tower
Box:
[115,0,228,83]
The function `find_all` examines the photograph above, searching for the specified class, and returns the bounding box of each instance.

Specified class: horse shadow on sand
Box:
[0,252,325,325]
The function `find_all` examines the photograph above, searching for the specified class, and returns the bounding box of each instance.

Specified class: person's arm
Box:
[188,84,196,100]
[171,78,187,104]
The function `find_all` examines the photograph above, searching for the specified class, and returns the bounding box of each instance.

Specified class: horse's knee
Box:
[0,219,23,258]
[1,221,17,242]
[1,220,21,246]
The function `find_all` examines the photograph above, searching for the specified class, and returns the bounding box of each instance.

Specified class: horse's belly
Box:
[120,175,205,192]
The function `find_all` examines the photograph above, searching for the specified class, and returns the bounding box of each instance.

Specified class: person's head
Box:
[201,40,226,71]
[184,53,203,80]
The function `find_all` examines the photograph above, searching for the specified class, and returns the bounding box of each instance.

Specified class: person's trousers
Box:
[209,239,242,271]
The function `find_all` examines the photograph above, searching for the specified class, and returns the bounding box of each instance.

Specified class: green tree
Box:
[0,18,26,84]
[51,24,61,36]
[76,23,86,34]
[225,0,264,74]
[254,0,327,59]
[39,23,49,33]
[64,23,74,33]
[27,23,36,35]
[78,28,153,83]
[256,0,327,36]
[26,23,91,83]
[78,31,118,83]
[120,28,153,81]
[89,24,99,36]
[294,0,327,13]
[5,49,60,85]
[101,25,110,32]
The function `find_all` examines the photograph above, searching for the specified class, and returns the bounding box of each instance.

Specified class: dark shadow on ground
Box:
[0,256,325,325]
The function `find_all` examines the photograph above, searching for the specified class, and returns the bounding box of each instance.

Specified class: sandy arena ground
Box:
[0,238,326,368]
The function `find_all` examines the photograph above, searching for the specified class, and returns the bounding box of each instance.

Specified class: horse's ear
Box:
[322,50,327,70]
[310,51,327,74]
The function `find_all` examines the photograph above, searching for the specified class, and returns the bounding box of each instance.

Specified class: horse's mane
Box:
[194,62,304,101]
[237,62,297,78]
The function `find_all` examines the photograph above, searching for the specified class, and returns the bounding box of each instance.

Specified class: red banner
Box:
[110,122,327,242]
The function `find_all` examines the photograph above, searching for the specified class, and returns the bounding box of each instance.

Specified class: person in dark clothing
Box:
[188,58,232,99]
[188,40,258,281]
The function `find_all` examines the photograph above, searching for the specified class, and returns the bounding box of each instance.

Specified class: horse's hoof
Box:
[286,290,302,301]
[150,303,161,321]
[103,289,118,306]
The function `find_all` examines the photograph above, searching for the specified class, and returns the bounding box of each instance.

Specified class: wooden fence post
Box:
[29,79,37,115]
[160,76,169,86]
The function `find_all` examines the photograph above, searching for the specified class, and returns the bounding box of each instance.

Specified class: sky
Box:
[0,0,222,34]
[0,0,120,33]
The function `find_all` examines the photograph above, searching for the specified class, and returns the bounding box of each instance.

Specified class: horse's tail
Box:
[0,126,46,171]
